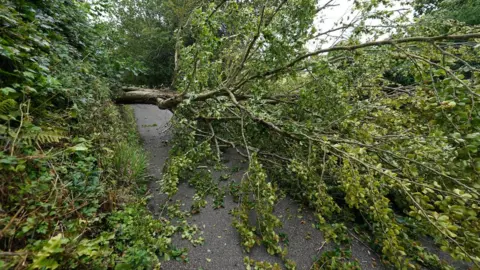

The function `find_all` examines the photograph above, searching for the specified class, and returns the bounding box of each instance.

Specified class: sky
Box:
[308,0,413,51]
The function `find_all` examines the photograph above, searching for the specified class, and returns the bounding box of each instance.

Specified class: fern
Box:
[0,99,17,115]
[0,124,7,135]
[21,129,67,145]
[36,131,67,144]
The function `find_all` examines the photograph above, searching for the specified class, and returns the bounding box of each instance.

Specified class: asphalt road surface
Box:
[132,104,385,270]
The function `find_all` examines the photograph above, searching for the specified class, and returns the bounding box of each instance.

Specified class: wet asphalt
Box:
[132,104,384,270]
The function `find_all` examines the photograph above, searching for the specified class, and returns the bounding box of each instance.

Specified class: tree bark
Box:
[114,87,295,110]
[115,87,181,109]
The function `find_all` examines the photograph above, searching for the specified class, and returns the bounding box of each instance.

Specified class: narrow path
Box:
[132,104,383,270]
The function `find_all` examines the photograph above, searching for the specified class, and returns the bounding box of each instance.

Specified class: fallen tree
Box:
[115,87,179,109]
[116,1,480,268]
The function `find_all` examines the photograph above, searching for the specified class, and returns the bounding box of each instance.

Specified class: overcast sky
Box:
[308,0,413,51]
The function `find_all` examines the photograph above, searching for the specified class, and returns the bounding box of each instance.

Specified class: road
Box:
[132,104,384,270]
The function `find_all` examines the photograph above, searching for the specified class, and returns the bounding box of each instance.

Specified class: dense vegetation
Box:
[414,0,480,25]
[2,0,480,269]
[0,1,200,269]
[134,0,480,269]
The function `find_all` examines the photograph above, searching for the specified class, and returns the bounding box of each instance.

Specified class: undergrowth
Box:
[0,98,185,269]
[0,1,190,269]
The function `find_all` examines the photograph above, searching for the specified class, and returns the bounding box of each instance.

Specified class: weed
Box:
[112,142,148,186]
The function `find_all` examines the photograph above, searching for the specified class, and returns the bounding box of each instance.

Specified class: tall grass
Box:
[112,142,148,185]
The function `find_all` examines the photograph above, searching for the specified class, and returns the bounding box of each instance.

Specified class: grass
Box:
[112,141,148,186]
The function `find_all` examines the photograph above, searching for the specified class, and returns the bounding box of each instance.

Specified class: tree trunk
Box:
[115,87,181,109]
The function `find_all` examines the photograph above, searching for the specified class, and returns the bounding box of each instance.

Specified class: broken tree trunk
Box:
[115,86,236,110]
[115,86,297,110]
[114,87,182,109]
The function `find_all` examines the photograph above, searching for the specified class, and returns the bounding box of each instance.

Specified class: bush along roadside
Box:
[0,1,194,269]
[1,100,186,269]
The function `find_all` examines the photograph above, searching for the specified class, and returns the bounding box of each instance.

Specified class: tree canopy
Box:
[414,0,480,25]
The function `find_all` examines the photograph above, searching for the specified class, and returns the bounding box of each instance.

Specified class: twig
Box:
[10,101,28,156]
[237,33,480,88]
[208,122,221,161]
[0,206,24,237]
[0,251,28,256]
[207,0,228,20]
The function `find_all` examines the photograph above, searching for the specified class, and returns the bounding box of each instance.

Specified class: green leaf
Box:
[67,144,89,152]
[0,87,16,95]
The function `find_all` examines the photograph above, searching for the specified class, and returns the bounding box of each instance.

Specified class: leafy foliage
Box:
[0,1,193,269]
[106,0,203,87]
[155,0,480,268]
[3,0,480,268]
[415,0,480,26]
[233,155,284,256]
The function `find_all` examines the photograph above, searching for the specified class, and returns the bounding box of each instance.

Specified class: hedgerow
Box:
[0,1,189,268]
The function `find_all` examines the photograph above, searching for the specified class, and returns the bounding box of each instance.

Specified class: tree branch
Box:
[237,33,480,88]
